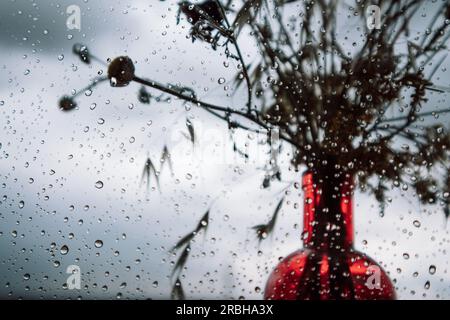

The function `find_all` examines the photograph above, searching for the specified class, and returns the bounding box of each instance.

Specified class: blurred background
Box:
[0,0,449,299]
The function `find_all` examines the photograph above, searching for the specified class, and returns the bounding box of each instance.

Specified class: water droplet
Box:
[18,201,25,209]
[60,245,69,255]
[301,231,309,241]
[152,281,158,288]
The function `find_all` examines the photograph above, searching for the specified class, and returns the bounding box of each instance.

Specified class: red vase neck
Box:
[302,169,354,251]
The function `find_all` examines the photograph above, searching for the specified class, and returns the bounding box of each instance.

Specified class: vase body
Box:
[264,169,396,300]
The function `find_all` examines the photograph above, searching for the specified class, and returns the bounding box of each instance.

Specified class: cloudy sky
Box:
[0,0,449,300]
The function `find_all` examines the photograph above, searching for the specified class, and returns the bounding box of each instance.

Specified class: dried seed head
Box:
[58,96,77,111]
[179,1,223,26]
[108,56,135,87]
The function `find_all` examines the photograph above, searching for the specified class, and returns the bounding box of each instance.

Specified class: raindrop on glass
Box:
[60,245,69,255]
[95,181,104,189]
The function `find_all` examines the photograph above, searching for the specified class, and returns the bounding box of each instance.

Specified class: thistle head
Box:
[58,96,77,111]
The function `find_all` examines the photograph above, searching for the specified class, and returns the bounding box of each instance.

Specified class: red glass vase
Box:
[264,169,396,300]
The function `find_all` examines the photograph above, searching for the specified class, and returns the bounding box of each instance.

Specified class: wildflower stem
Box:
[91,55,108,67]
[72,76,108,98]
[132,76,299,147]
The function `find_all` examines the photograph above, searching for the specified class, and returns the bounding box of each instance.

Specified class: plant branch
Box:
[379,108,450,124]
